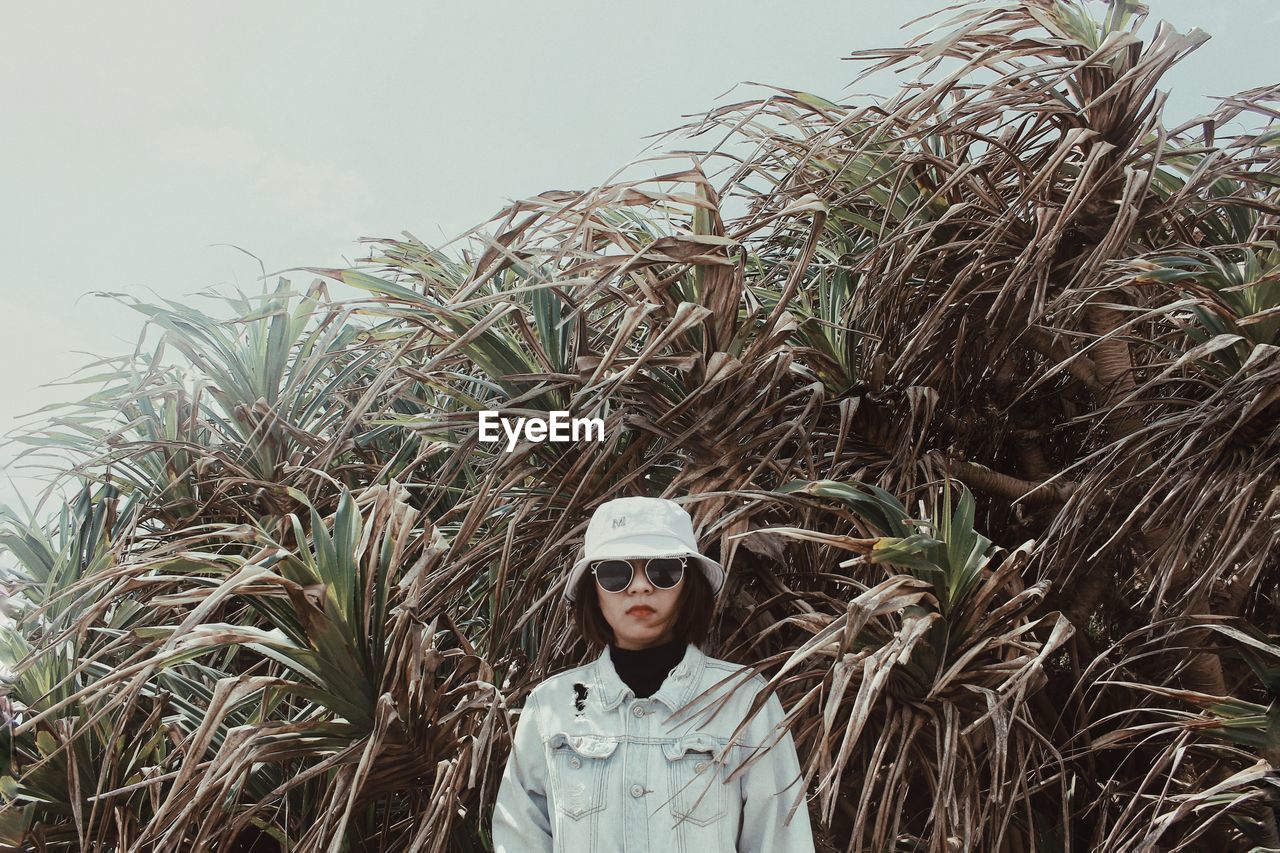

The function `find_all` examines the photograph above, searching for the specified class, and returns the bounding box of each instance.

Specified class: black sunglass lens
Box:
[593,560,633,592]
[646,558,685,588]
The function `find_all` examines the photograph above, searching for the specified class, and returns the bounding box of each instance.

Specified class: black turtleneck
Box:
[609,637,688,699]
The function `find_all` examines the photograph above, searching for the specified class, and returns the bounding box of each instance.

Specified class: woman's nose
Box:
[626,560,652,592]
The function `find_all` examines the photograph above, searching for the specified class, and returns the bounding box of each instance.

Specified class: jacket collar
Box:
[593,642,705,713]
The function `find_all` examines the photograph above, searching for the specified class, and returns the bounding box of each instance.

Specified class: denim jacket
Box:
[492,643,815,853]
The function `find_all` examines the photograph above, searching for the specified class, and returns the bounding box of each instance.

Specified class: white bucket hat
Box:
[563,496,725,603]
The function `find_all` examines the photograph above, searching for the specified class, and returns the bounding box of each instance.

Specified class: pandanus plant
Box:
[2,0,1277,850]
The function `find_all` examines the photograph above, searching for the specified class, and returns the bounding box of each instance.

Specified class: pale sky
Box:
[2,0,1277,515]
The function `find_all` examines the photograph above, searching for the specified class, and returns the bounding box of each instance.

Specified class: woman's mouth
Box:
[626,606,656,617]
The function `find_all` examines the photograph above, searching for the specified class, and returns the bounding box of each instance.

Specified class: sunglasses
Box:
[590,556,688,593]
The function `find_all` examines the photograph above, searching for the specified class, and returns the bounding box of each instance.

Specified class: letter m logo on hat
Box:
[612,517,627,528]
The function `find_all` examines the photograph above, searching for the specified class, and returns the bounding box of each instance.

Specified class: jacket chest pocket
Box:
[663,734,730,827]
[546,733,618,821]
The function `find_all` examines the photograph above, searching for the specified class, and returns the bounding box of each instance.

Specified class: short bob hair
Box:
[570,562,714,649]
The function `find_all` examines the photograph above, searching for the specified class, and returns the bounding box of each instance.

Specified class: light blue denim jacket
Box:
[492,643,815,853]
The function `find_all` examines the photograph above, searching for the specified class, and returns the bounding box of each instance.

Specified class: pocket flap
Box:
[548,732,619,759]
[662,734,726,761]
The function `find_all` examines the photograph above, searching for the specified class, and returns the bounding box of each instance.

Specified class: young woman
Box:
[492,496,815,853]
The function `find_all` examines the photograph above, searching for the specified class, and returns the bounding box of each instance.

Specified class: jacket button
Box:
[630,784,645,798]
[569,756,581,769]
[694,761,708,773]
[631,705,646,717]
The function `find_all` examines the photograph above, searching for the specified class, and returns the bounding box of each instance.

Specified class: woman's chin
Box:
[614,626,672,648]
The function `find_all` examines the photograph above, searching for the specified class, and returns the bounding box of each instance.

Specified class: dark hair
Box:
[570,561,715,649]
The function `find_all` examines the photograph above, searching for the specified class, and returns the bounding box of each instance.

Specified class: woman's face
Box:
[596,558,684,650]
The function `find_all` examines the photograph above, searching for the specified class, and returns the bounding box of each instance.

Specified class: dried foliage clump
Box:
[2,1,1278,851]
